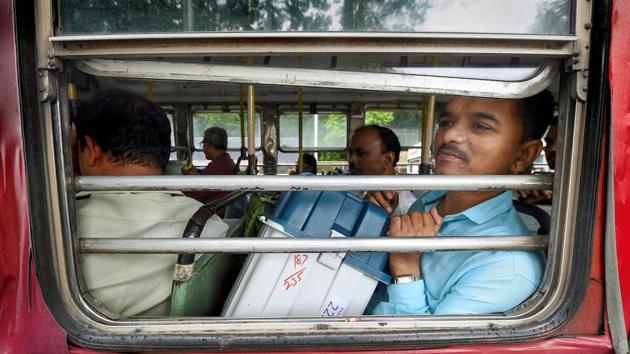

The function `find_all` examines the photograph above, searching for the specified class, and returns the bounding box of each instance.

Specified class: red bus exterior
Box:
[0,0,627,352]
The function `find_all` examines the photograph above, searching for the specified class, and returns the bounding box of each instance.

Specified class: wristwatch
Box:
[392,274,420,284]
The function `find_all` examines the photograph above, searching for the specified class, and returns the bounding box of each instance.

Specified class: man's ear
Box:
[382,151,395,170]
[511,139,543,174]
[82,135,104,169]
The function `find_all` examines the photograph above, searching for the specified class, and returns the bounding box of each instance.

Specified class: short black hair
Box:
[516,90,555,141]
[73,90,171,171]
[302,153,317,172]
[356,125,401,166]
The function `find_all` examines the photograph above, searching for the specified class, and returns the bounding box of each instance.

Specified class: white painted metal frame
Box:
[73,58,559,99]
[75,174,552,192]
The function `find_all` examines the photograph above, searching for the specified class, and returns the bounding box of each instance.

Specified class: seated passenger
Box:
[289,153,318,175]
[371,91,553,315]
[348,125,417,214]
[182,127,236,212]
[75,90,228,316]
[518,116,557,205]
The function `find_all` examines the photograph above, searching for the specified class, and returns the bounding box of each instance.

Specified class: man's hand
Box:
[367,191,399,214]
[388,208,443,277]
[518,190,552,204]
[181,165,199,175]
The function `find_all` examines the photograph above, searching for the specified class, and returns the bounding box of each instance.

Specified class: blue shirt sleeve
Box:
[371,280,429,315]
[371,252,542,315]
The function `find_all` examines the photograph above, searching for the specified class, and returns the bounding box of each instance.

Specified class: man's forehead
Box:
[351,128,381,146]
[444,96,520,119]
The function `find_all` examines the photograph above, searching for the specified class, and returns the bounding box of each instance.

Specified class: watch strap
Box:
[392,274,420,284]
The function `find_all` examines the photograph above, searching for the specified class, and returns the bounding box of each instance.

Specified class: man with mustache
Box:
[371,91,553,315]
[347,125,417,215]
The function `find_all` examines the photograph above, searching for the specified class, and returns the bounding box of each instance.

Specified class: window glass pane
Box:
[59,0,571,35]
[279,113,347,150]
[192,111,260,149]
[365,110,422,147]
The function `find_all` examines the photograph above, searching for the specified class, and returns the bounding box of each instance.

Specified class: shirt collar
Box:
[419,190,514,225]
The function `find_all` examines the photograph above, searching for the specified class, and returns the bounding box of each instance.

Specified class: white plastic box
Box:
[222,191,391,318]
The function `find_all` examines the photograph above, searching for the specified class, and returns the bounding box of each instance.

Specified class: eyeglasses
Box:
[199,140,210,147]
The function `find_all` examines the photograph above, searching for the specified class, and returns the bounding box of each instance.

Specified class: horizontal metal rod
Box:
[52,34,575,59]
[51,33,577,41]
[75,174,553,192]
[80,236,548,254]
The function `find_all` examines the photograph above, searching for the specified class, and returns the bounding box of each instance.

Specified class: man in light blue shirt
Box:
[371,91,553,315]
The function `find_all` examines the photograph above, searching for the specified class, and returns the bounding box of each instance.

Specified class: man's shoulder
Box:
[77,191,202,217]
[205,153,236,174]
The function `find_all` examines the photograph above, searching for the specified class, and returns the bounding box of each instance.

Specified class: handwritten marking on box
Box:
[293,254,309,269]
[320,295,348,317]
[283,268,306,291]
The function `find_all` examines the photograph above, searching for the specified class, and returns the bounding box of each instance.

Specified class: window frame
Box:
[25,0,603,350]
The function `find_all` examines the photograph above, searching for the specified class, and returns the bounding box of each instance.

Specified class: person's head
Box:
[433,90,553,176]
[201,127,228,160]
[543,116,558,170]
[298,153,318,174]
[73,90,171,176]
[348,125,401,175]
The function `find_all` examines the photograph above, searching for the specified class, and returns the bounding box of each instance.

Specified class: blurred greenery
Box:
[59,0,430,34]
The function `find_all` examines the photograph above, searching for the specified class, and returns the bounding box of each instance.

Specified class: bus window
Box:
[191,108,262,165]
[364,109,423,149]
[18,0,610,351]
[278,111,349,151]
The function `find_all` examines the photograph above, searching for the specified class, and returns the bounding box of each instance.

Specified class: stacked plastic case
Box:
[222,191,391,317]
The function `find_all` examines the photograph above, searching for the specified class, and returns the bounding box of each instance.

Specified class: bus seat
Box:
[224,194,250,219]
[170,253,242,316]
[169,192,249,316]
[513,199,551,235]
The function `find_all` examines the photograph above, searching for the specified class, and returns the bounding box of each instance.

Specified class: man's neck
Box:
[92,163,162,176]
[437,191,503,216]
[209,150,227,160]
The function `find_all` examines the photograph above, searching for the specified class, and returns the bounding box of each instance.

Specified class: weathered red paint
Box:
[557,137,607,335]
[0,0,623,352]
[610,0,630,332]
[0,0,67,352]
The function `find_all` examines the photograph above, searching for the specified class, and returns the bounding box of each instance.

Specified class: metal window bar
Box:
[81,236,548,254]
[75,174,552,192]
[72,59,559,99]
[77,174,551,254]
[51,33,577,59]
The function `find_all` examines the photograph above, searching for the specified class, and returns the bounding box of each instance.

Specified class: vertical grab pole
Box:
[246,84,257,175]
[420,95,435,175]
[240,85,246,150]
[67,82,78,116]
[420,57,438,175]
[297,56,304,173]
[235,84,246,174]
[146,81,155,102]
[297,87,304,173]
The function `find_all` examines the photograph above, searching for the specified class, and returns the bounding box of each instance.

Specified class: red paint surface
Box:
[0,1,619,352]
[157,336,612,354]
[557,142,607,335]
[0,1,67,353]
[610,0,630,332]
